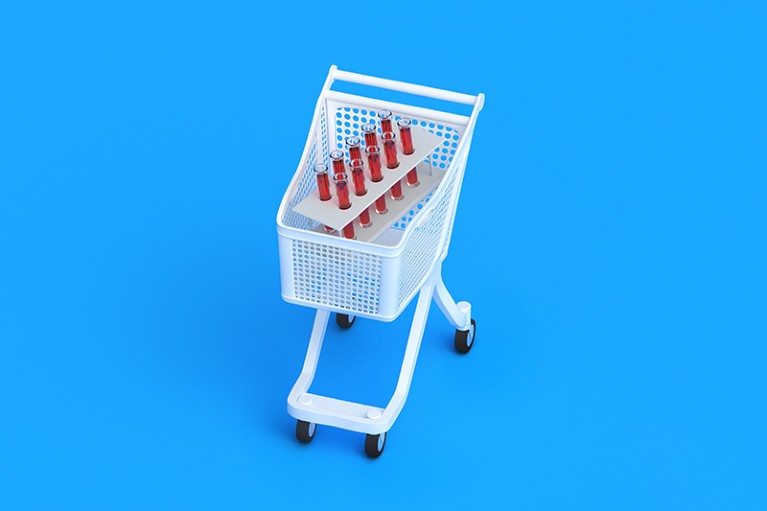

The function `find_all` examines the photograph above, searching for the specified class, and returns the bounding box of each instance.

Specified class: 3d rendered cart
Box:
[276,66,484,458]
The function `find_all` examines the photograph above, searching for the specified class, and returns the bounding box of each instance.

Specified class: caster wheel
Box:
[296,420,316,443]
[455,318,476,354]
[336,313,356,329]
[364,431,386,459]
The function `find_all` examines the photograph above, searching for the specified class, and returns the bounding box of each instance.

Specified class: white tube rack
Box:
[292,127,444,242]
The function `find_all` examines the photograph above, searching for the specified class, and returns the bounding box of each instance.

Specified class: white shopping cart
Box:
[276,66,484,458]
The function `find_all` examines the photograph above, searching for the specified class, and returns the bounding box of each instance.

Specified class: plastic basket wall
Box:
[279,98,467,319]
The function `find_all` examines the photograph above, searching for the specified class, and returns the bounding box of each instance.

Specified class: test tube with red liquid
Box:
[330,150,346,177]
[397,117,419,187]
[334,173,355,239]
[381,131,403,200]
[314,163,332,201]
[366,145,388,214]
[345,136,362,161]
[350,158,371,228]
[314,163,334,233]
[382,131,399,169]
[397,118,414,154]
[378,109,393,133]
[361,123,378,148]
[366,145,384,182]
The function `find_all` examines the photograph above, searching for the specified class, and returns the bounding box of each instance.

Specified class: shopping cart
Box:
[276,66,484,458]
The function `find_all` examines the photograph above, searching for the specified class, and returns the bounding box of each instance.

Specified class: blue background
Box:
[1,1,765,509]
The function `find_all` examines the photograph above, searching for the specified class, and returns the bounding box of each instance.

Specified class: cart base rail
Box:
[287,262,472,436]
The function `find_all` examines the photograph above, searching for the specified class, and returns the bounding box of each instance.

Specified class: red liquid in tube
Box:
[330,150,345,177]
[361,123,378,147]
[378,109,393,133]
[382,131,399,169]
[397,118,414,155]
[381,132,402,200]
[342,223,355,239]
[334,173,356,239]
[366,145,383,182]
[350,158,371,228]
[350,158,367,196]
[366,146,387,214]
[375,194,388,214]
[397,118,419,187]
[314,163,331,201]
[314,163,334,232]
[406,167,419,187]
[334,173,352,210]
[391,180,404,200]
[345,136,362,161]
[358,208,371,228]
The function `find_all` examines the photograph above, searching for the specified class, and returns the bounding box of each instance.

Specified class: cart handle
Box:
[329,65,483,108]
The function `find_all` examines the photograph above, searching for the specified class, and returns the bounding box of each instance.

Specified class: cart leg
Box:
[433,265,472,331]
[379,272,436,427]
[287,309,331,407]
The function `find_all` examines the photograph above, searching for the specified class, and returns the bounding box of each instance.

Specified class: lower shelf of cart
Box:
[288,392,388,434]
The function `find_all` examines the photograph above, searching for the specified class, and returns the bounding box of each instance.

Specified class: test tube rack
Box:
[291,125,445,243]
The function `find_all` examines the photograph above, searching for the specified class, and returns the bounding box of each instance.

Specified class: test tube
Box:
[381,131,403,200]
[361,123,378,147]
[345,136,362,161]
[314,163,334,232]
[349,158,367,196]
[334,172,352,209]
[382,131,399,169]
[341,222,355,239]
[334,173,356,239]
[405,167,420,187]
[314,163,331,201]
[366,145,383,182]
[350,158,371,228]
[378,109,393,133]
[330,150,346,177]
[366,146,388,214]
[397,118,414,155]
[397,118,419,187]
[390,180,404,200]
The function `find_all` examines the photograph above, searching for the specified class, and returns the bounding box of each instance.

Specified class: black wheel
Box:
[336,313,356,329]
[296,420,316,443]
[364,432,386,458]
[454,318,476,354]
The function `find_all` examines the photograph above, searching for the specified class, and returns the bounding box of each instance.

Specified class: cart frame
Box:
[276,66,484,456]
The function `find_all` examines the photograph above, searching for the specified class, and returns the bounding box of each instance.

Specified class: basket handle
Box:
[414,207,436,228]
[329,65,482,108]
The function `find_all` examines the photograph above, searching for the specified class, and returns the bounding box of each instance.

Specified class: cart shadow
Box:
[142,241,310,435]
[147,240,478,456]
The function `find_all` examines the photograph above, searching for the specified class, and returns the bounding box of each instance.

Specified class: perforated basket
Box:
[276,68,482,321]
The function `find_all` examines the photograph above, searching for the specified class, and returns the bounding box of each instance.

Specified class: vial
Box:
[366,145,384,182]
[345,136,362,161]
[330,150,346,177]
[361,123,378,148]
[334,173,356,239]
[397,118,414,155]
[378,109,393,133]
[390,180,403,201]
[397,118,418,187]
[382,131,399,169]
[314,163,331,201]
[350,158,371,228]
[334,172,352,210]
[365,146,387,213]
[315,163,334,232]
